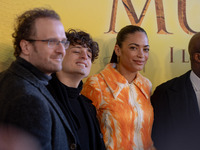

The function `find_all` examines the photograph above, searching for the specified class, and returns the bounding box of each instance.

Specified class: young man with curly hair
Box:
[47,29,106,150]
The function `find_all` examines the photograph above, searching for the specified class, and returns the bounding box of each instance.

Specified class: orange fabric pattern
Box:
[82,63,154,150]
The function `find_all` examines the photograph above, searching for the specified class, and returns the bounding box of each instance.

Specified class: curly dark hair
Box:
[12,8,61,57]
[65,29,99,62]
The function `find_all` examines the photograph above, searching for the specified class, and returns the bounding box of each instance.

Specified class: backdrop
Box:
[0,0,199,91]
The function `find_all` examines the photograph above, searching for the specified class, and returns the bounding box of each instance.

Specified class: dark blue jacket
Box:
[0,57,77,150]
[151,71,200,150]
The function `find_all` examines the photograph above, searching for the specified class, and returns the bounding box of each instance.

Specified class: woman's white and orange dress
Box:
[81,63,154,150]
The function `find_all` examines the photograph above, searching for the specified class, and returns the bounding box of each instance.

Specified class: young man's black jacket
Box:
[47,73,106,150]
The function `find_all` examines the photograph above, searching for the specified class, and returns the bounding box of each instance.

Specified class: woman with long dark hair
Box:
[82,25,155,150]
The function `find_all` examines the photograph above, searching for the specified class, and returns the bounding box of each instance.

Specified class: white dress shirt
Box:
[190,71,200,112]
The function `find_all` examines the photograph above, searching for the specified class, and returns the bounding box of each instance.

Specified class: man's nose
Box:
[56,42,66,53]
[80,51,88,59]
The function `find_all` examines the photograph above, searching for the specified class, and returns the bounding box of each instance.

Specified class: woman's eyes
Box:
[130,46,137,50]
[129,47,149,52]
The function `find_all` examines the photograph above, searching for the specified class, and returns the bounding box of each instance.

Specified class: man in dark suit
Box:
[151,32,200,150]
[47,29,106,150]
[0,8,76,150]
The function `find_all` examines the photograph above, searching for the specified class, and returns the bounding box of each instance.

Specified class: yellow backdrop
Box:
[0,0,200,91]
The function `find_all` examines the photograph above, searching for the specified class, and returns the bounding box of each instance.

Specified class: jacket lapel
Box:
[10,61,75,136]
[100,64,127,99]
[167,71,200,122]
[39,84,75,134]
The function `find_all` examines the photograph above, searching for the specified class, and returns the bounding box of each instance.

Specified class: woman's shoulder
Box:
[137,72,152,86]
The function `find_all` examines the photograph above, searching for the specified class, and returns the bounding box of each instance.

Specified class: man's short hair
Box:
[12,8,60,57]
[65,29,99,62]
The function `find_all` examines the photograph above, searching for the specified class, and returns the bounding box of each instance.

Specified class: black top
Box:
[65,83,90,150]
[47,73,106,150]
[17,57,51,85]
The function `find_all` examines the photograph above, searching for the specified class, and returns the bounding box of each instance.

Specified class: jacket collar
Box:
[10,57,51,86]
[9,58,75,137]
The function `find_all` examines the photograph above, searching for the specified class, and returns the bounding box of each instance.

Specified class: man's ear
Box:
[114,45,121,56]
[194,53,200,63]
[19,40,31,55]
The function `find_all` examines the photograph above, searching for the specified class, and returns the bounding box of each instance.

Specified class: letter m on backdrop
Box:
[106,0,171,34]
[106,0,197,34]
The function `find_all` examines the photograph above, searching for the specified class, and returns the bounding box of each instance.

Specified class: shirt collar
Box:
[190,70,200,91]
[100,63,151,99]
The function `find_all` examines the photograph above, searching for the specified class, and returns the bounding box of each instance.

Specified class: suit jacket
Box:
[0,57,77,150]
[78,95,105,150]
[151,70,200,150]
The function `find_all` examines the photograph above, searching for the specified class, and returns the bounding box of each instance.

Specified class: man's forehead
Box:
[71,44,91,52]
[34,18,64,36]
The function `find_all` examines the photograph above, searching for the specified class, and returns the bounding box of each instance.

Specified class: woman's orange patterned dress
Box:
[81,63,154,150]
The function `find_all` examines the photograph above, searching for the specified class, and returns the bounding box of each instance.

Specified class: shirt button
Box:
[70,143,77,150]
